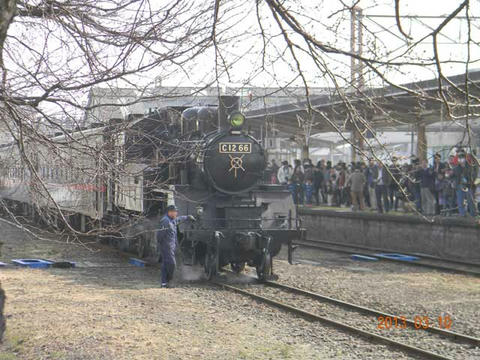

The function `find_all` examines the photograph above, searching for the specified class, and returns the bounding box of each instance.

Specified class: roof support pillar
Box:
[351,128,364,162]
[416,121,427,162]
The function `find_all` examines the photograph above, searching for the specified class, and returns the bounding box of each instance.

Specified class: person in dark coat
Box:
[433,153,446,214]
[388,157,401,211]
[374,161,392,213]
[292,159,305,205]
[313,161,325,205]
[419,160,435,215]
[453,151,477,217]
[364,160,378,210]
[157,205,195,287]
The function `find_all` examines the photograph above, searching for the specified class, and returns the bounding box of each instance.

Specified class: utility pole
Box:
[350,7,364,162]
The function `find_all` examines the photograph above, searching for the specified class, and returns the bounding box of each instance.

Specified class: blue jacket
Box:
[157,215,188,264]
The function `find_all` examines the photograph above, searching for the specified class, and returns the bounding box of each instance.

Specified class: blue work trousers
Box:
[161,261,175,284]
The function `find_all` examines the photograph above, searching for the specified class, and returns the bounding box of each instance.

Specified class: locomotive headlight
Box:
[229,111,245,128]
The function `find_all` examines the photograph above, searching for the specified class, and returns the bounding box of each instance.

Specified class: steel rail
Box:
[264,280,480,346]
[214,281,455,360]
[294,240,480,277]
[302,239,480,267]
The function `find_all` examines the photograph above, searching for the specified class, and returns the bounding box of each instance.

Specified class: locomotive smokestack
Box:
[218,95,240,131]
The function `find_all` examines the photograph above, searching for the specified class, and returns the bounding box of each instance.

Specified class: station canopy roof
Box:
[245,70,480,137]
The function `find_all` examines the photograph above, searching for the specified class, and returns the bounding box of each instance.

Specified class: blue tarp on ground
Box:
[374,253,420,262]
[350,254,379,261]
[12,259,53,268]
[129,258,146,267]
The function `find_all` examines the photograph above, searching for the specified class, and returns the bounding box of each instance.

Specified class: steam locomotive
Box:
[0,96,304,280]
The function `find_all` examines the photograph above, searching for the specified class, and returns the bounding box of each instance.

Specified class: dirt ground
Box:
[0,221,479,360]
[0,223,329,360]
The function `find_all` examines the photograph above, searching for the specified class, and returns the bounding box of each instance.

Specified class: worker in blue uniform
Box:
[157,205,195,288]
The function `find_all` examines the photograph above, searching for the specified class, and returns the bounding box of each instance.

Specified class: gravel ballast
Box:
[0,221,478,359]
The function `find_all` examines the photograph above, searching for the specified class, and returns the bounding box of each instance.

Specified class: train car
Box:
[0,96,304,280]
[0,126,107,229]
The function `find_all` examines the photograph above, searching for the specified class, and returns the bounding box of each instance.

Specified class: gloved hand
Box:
[188,215,196,222]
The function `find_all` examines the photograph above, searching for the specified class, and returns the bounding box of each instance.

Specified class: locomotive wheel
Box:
[204,246,218,280]
[230,262,246,274]
[256,251,272,282]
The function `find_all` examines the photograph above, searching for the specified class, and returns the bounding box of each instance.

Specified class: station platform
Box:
[298,206,480,263]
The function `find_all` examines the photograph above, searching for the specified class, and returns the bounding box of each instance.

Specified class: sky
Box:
[199,0,479,90]
[4,0,478,117]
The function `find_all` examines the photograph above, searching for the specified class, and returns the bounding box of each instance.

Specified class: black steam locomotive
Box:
[138,96,303,280]
[0,96,303,280]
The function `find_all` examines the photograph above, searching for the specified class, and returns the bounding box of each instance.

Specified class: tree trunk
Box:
[301,144,309,160]
[416,123,427,162]
[0,0,16,55]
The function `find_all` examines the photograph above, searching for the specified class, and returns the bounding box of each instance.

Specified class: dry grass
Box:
[0,224,325,360]
[0,268,321,359]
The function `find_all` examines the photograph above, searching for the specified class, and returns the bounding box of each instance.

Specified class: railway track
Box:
[294,239,480,277]
[214,277,480,360]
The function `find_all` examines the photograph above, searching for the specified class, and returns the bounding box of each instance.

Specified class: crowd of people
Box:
[265,148,479,217]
